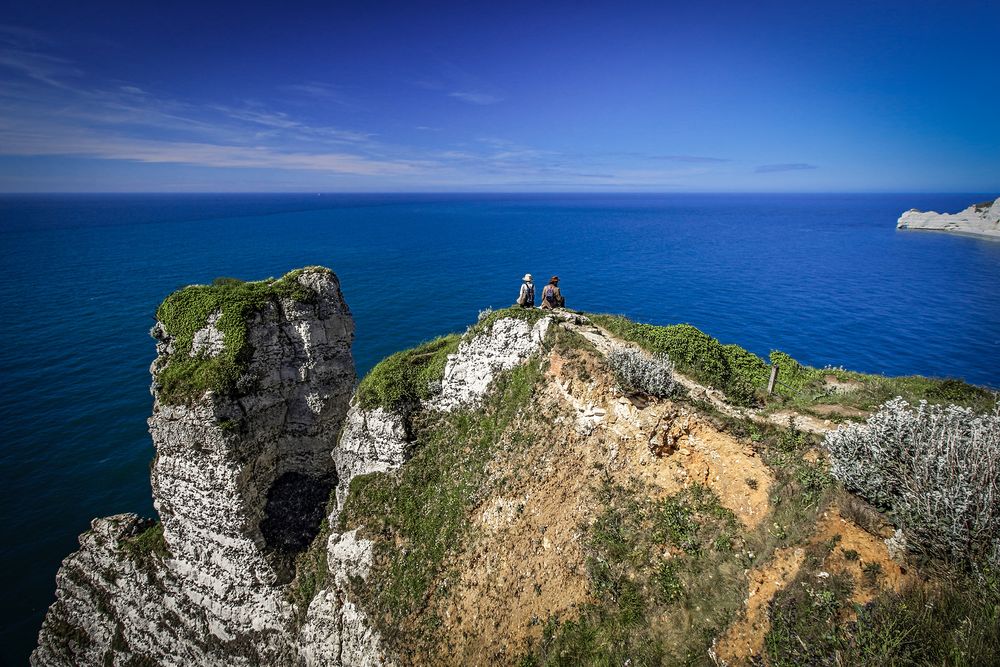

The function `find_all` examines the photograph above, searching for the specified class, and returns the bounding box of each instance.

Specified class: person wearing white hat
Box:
[517,273,535,308]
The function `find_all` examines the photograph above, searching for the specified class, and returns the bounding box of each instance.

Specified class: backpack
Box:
[518,283,534,306]
[543,285,556,303]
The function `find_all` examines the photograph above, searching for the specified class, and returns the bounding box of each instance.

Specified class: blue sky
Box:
[0,0,997,192]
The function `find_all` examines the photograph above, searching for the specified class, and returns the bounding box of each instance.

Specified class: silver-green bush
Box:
[826,398,1000,569]
[608,346,676,397]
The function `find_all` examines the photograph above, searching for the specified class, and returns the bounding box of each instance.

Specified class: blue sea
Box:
[1,193,999,664]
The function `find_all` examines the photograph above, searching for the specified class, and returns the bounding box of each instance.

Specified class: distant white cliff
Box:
[897,197,1000,239]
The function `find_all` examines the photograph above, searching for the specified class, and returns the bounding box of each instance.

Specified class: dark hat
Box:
[549,275,559,283]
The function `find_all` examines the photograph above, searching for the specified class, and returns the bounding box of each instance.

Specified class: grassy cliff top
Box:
[154,266,331,405]
[589,313,996,416]
[353,307,994,418]
[335,313,1000,665]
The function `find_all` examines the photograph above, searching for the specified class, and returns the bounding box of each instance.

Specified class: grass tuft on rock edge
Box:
[154,267,329,405]
[354,334,461,412]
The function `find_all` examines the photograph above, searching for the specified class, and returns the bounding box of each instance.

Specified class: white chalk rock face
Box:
[897,197,1000,239]
[332,406,410,512]
[298,530,393,667]
[34,268,356,666]
[433,316,551,411]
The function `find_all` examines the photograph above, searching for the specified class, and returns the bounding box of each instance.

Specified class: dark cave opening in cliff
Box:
[259,471,334,554]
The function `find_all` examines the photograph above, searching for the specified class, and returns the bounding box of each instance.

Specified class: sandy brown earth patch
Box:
[808,403,869,419]
[713,545,805,665]
[713,503,916,665]
[429,350,603,664]
[428,344,782,664]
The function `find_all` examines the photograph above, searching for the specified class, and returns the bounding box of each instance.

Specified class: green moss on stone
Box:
[121,522,169,565]
[154,267,330,405]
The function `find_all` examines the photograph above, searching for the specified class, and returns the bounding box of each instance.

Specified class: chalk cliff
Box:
[33,268,356,665]
[897,197,1000,239]
[33,272,558,666]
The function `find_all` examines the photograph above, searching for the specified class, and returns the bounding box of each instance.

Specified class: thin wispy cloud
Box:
[0,38,413,177]
[448,91,503,105]
[650,154,731,164]
[0,27,741,189]
[755,162,818,173]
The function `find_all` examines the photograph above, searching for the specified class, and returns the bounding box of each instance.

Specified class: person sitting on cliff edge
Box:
[517,273,535,308]
[540,275,565,309]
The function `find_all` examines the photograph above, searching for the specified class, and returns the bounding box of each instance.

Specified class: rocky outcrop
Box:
[34,298,560,666]
[897,197,1000,239]
[34,268,355,666]
[302,313,556,666]
[433,315,551,411]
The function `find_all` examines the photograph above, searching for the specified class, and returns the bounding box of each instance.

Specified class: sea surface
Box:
[1,192,999,664]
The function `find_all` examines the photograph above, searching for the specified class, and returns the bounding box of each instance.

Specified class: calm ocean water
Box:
[1,192,998,663]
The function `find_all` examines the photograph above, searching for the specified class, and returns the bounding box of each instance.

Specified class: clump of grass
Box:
[354,334,461,412]
[839,571,1000,664]
[154,267,329,404]
[766,564,1000,665]
[862,561,883,586]
[529,480,747,665]
[120,521,169,566]
[764,568,856,666]
[606,346,676,397]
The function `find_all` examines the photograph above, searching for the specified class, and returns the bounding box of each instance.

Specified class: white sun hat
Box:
[522,273,533,281]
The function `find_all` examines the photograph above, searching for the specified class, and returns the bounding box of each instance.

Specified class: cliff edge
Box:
[897,196,1000,239]
[34,271,999,666]
[33,267,356,666]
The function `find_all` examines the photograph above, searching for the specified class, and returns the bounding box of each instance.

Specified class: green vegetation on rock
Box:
[530,481,747,665]
[341,356,544,648]
[354,334,461,411]
[154,268,328,405]
[120,522,169,566]
[765,550,1000,666]
[590,313,995,415]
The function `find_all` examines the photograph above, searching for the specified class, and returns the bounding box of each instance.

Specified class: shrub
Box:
[826,398,1000,569]
[768,350,822,391]
[722,344,770,388]
[607,346,676,397]
[120,522,169,566]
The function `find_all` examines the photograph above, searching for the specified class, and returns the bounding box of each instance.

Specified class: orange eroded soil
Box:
[429,345,778,664]
[713,503,916,665]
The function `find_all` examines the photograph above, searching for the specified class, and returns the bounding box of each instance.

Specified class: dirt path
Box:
[564,318,842,435]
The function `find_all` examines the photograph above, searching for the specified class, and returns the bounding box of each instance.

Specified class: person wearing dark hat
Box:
[540,275,565,309]
[517,273,535,308]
